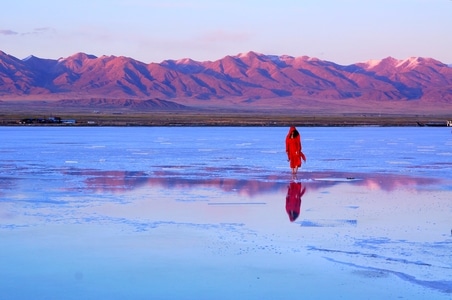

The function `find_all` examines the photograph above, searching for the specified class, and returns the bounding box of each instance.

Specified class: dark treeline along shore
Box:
[1,111,450,127]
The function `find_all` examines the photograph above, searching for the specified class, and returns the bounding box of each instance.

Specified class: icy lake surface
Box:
[1,126,451,299]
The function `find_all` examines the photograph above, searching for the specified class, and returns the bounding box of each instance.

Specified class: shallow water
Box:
[1,126,451,299]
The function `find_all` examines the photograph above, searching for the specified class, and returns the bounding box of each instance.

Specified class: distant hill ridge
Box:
[0,50,451,106]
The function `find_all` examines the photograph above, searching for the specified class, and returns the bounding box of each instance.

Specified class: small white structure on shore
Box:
[447,120,452,127]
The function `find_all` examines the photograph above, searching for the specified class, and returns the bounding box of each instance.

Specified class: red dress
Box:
[286,138,301,168]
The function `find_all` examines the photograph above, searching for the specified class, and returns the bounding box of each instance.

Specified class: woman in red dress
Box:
[285,126,303,174]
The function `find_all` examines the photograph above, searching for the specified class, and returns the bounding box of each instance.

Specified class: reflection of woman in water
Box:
[286,181,306,222]
[285,126,303,174]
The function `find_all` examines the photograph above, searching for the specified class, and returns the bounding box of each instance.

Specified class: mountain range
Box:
[0,50,451,113]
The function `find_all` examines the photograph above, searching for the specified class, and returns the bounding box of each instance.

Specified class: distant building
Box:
[447,120,452,127]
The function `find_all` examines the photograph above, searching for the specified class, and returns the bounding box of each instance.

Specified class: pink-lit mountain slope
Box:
[1,50,451,109]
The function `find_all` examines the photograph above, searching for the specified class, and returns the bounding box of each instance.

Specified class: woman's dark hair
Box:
[292,130,299,138]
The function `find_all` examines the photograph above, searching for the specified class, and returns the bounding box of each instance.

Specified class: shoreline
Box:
[1,112,451,127]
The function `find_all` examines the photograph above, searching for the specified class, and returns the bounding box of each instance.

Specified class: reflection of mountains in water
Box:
[64,169,441,195]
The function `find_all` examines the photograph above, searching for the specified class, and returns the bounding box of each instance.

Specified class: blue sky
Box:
[1,0,451,65]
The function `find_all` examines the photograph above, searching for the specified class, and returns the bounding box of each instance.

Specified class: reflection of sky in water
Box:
[0,127,451,299]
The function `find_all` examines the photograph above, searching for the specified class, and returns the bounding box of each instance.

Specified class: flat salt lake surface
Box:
[0,126,451,300]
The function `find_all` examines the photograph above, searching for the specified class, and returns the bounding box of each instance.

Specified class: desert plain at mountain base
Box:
[1,96,451,127]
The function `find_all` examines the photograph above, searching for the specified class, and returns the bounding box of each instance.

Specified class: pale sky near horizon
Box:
[1,0,451,65]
